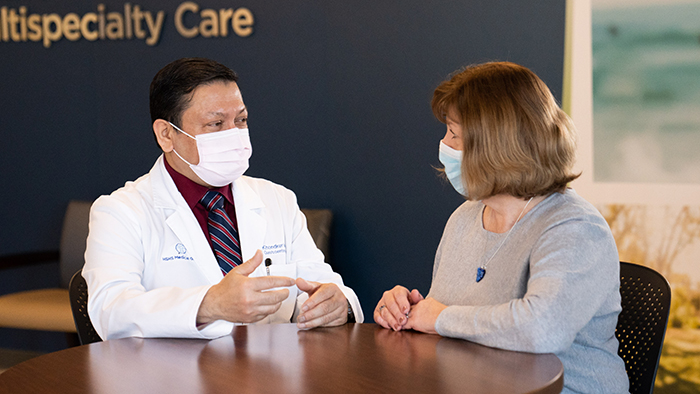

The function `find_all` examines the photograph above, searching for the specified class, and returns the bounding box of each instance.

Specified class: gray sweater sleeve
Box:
[434,216,620,354]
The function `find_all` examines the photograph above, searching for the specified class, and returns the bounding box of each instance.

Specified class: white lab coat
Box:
[83,156,363,340]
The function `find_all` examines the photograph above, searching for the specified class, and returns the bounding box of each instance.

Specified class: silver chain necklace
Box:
[476,197,533,283]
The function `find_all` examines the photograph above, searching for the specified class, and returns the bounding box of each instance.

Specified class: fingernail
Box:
[298,322,306,329]
[298,315,306,323]
[399,316,405,324]
[302,305,309,312]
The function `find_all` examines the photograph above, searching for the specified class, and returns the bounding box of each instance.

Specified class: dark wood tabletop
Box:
[0,323,563,394]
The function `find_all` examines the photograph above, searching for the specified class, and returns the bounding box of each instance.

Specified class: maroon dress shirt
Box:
[163,157,239,251]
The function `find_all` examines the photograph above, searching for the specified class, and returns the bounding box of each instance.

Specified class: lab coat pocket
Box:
[264,263,297,324]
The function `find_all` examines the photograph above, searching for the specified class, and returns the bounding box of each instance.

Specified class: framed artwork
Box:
[565,0,700,391]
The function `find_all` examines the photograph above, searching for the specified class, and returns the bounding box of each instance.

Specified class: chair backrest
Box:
[616,261,671,394]
[59,201,93,288]
[300,209,333,262]
[69,269,102,345]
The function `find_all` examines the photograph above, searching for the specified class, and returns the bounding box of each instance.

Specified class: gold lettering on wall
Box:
[174,2,253,39]
[0,2,254,48]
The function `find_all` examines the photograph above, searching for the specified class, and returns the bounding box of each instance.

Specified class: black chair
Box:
[300,208,333,262]
[68,269,102,345]
[0,200,92,344]
[616,261,671,394]
[68,208,333,345]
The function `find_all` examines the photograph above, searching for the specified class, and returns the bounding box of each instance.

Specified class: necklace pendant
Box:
[476,267,486,282]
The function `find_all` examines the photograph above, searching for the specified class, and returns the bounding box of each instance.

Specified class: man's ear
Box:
[153,119,174,152]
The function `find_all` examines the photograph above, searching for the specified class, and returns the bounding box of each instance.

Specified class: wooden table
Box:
[0,323,563,393]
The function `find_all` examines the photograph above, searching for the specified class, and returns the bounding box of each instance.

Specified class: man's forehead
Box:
[188,82,244,108]
[180,81,246,123]
[191,80,241,97]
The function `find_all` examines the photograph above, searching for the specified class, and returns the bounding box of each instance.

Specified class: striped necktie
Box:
[200,190,242,274]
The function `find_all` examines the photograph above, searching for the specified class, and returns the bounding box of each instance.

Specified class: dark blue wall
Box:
[0,0,566,351]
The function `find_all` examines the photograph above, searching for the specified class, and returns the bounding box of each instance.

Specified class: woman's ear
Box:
[153,119,174,152]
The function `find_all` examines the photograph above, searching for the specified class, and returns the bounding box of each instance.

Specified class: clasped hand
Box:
[374,286,446,334]
[197,250,348,328]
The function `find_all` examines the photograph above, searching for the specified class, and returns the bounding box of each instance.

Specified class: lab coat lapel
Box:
[151,156,223,284]
[164,210,223,284]
[232,177,266,263]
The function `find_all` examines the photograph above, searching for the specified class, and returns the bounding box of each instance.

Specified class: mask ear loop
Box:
[172,149,195,167]
[168,122,197,166]
[168,121,197,140]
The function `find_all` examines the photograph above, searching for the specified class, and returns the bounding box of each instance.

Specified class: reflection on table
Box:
[0,323,563,394]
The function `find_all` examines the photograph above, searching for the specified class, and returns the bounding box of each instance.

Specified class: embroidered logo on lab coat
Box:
[162,243,194,261]
[262,244,286,255]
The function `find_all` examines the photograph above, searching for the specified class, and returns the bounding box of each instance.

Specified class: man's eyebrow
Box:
[207,107,247,117]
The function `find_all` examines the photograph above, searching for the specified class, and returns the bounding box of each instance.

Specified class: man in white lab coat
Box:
[83,58,363,340]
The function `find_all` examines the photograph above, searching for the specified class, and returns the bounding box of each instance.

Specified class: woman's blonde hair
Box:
[432,62,579,200]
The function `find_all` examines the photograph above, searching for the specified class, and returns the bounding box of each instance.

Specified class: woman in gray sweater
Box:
[374,62,629,393]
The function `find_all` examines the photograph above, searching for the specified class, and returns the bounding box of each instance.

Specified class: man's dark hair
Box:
[149,57,238,128]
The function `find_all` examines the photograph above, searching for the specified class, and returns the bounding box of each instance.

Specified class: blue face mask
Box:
[438,141,467,196]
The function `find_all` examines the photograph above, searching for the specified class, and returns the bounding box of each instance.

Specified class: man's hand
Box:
[374,286,424,331]
[197,250,296,325]
[402,298,447,335]
[295,278,348,329]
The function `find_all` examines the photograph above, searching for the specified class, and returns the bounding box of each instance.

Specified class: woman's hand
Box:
[374,286,424,331]
[403,298,447,334]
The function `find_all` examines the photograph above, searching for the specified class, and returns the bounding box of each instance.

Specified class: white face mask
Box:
[169,122,252,187]
[438,141,467,197]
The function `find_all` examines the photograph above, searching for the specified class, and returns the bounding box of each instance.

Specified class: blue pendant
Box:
[476,267,486,282]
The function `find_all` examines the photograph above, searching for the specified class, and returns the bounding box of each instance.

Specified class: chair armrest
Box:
[0,250,60,270]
